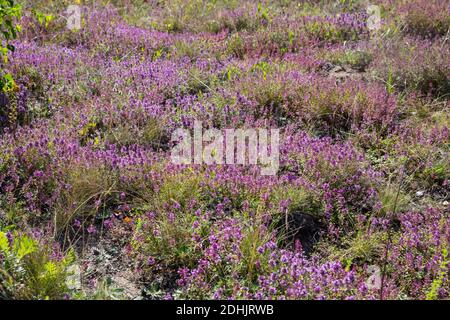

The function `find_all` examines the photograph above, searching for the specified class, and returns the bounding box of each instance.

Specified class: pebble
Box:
[415,190,424,197]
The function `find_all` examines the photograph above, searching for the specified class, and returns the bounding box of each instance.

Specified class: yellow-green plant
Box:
[0,0,22,92]
[0,229,74,299]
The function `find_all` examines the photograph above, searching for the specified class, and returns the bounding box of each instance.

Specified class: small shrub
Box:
[271,185,324,219]
[323,49,373,71]
[370,38,450,98]
[132,171,205,271]
[294,80,398,137]
[400,0,450,38]
[302,13,368,44]
[173,40,201,60]
[1,64,51,129]
[163,17,184,33]
[226,34,246,59]
[281,131,381,231]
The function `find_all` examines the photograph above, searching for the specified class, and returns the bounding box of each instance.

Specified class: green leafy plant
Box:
[0,0,21,92]
[257,2,270,23]
[251,60,270,80]
[426,248,449,300]
[0,229,75,299]
[31,9,54,29]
